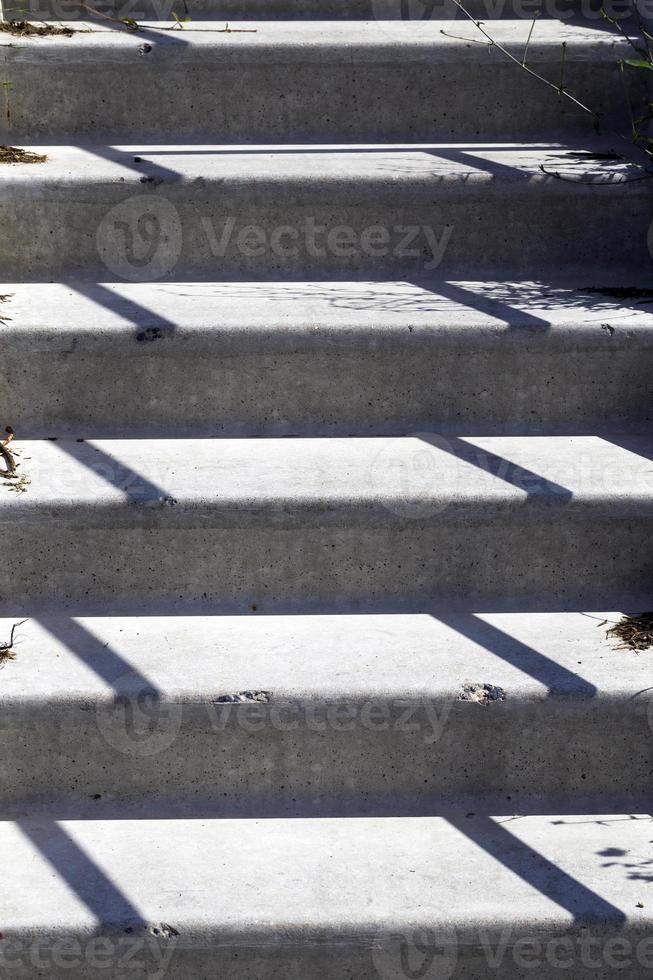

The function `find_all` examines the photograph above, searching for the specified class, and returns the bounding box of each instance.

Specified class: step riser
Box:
[0,916,649,979]
[1,521,651,607]
[0,61,637,142]
[1,697,649,805]
[1,813,649,980]
[18,0,620,20]
[1,187,649,281]
[2,347,651,436]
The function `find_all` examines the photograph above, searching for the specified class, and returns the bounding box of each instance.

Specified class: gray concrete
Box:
[0,23,641,141]
[21,0,617,21]
[0,611,651,805]
[0,143,650,280]
[1,0,652,973]
[0,436,652,607]
[2,281,653,435]
[0,810,651,978]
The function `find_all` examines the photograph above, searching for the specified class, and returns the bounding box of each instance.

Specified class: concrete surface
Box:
[3,434,653,523]
[0,143,649,280]
[2,281,653,436]
[21,0,619,20]
[0,811,650,978]
[0,434,652,607]
[0,611,651,805]
[0,22,638,141]
[1,0,652,973]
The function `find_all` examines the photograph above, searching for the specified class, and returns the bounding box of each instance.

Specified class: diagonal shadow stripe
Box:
[415,277,551,329]
[35,615,160,695]
[68,282,178,341]
[435,612,597,697]
[17,821,147,929]
[447,813,627,924]
[418,433,573,500]
[51,439,168,503]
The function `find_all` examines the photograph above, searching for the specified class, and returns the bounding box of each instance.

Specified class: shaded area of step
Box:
[0,809,650,977]
[0,609,651,805]
[2,280,652,435]
[0,433,652,607]
[0,142,649,280]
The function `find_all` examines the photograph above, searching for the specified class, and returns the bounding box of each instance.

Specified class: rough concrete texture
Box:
[0,812,651,978]
[0,143,651,284]
[0,612,651,805]
[0,436,652,607]
[0,23,639,141]
[1,0,652,974]
[0,143,649,281]
[22,0,617,20]
[2,435,653,524]
[1,281,652,435]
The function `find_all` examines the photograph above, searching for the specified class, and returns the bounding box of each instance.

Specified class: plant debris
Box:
[0,619,26,667]
[607,612,653,651]
[0,293,12,323]
[149,923,179,940]
[459,682,506,706]
[0,146,46,164]
[214,690,271,703]
[0,426,30,492]
[0,21,74,38]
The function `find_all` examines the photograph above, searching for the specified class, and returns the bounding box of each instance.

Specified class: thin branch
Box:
[522,13,539,67]
[439,29,491,44]
[448,0,598,119]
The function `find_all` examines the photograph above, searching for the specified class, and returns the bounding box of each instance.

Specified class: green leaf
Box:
[623,57,653,70]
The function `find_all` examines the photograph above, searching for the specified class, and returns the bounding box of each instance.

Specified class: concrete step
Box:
[0,22,639,142]
[19,0,616,22]
[0,608,651,806]
[1,434,652,607]
[2,280,652,437]
[0,807,650,977]
[0,143,649,280]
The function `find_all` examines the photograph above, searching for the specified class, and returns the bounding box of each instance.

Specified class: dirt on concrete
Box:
[607,612,653,651]
[0,20,74,37]
[0,145,46,164]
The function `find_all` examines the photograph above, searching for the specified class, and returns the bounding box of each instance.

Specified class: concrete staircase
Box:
[0,1,652,976]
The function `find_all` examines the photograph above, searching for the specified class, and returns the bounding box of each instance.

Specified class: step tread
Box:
[3,280,653,353]
[4,434,653,523]
[0,141,641,196]
[0,608,646,702]
[1,811,650,937]
[0,19,630,62]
